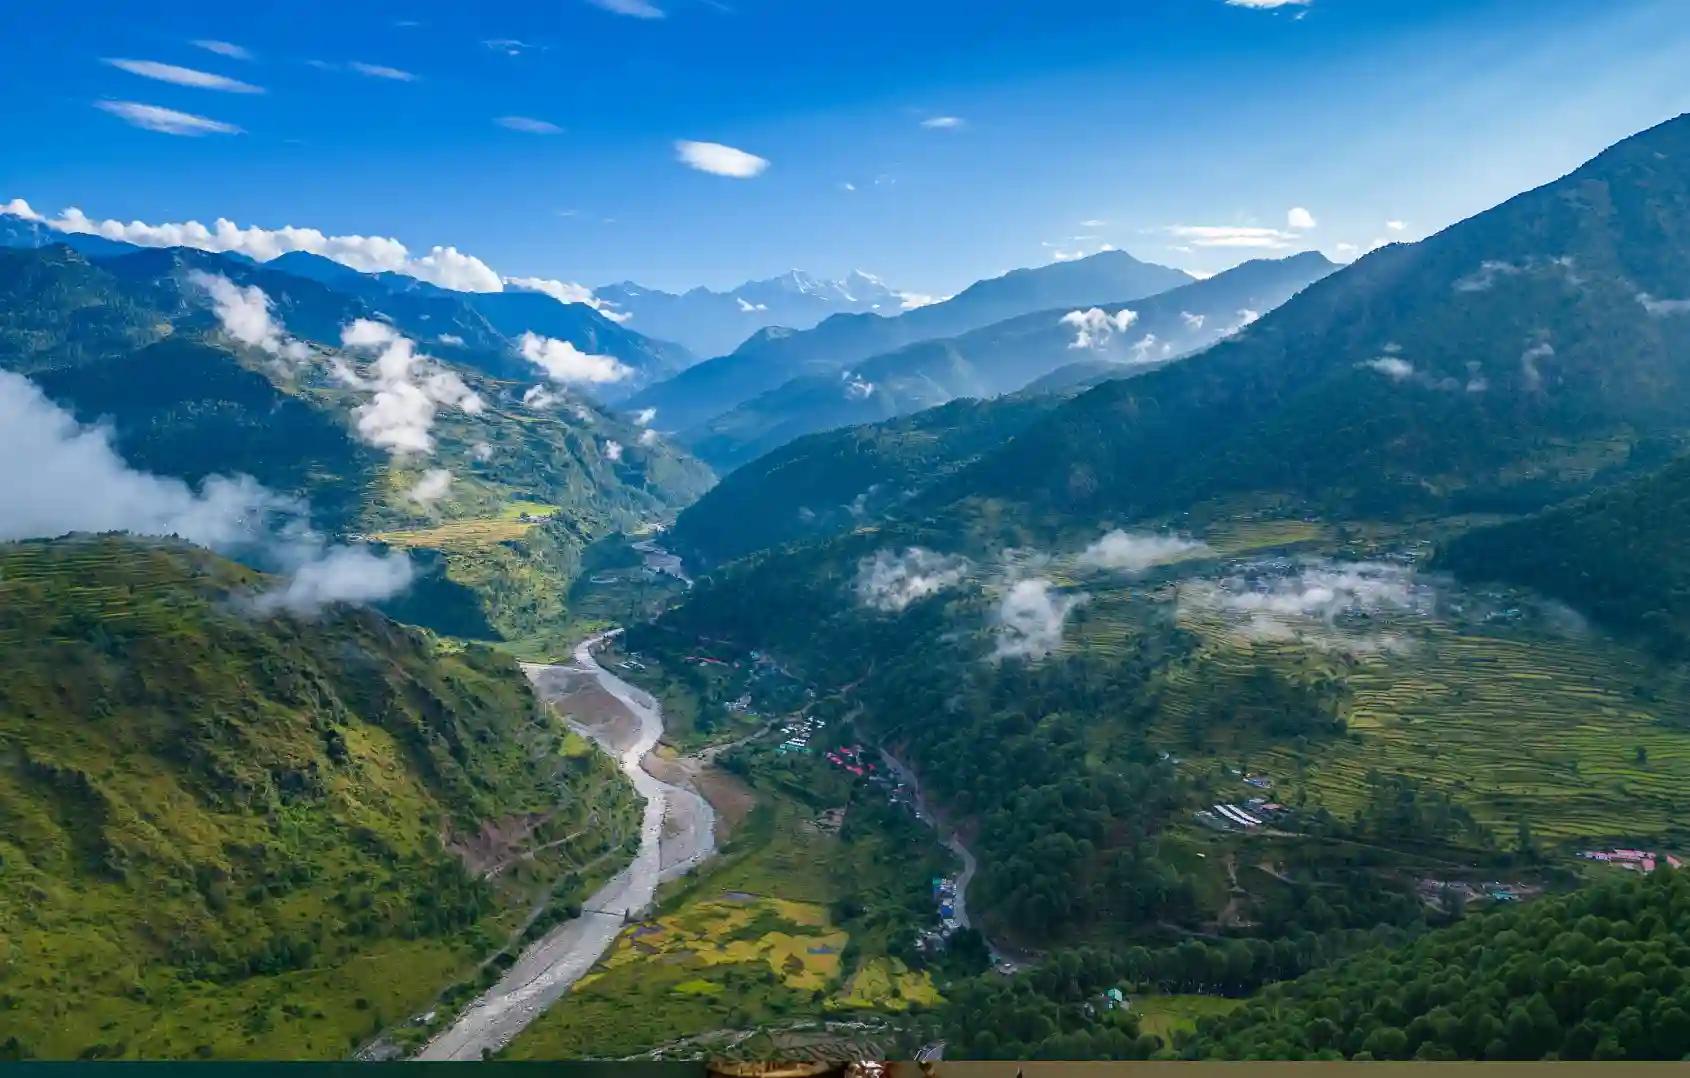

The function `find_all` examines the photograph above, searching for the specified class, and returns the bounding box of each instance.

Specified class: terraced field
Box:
[1154,596,1690,847]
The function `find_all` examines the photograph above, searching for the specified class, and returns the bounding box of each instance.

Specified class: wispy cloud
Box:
[95,100,242,136]
[483,38,540,56]
[921,115,965,130]
[495,115,562,134]
[191,40,252,60]
[586,0,666,17]
[349,62,417,81]
[104,58,263,93]
[1224,0,1311,8]
[675,139,768,178]
[1167,224,1296,249]
[1386,219,1407,232]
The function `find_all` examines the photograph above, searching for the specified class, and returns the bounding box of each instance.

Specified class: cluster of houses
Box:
[1580,848,1685,873]
[915,875,964,954]
[1195,796,1288,833]
[775,714,828,755]
[1416,877,1533,907]
[825,744,877,778]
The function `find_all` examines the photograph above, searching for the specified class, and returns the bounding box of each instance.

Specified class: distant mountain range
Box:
[0,241,712,641]
[682,251,1336,472]
[623,249,1195,435]
[0,217,694,402]
[596,269,914,356]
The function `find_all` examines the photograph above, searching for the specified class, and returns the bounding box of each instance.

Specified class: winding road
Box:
[417,630,716,1060]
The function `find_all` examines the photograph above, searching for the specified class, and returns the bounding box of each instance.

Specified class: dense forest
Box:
[1184,868,1690,1060]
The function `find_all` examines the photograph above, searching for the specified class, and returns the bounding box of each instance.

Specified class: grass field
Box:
[1133,994,1244,1044]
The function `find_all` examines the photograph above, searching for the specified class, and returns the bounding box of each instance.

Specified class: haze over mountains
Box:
[623,249,1195,435]
[595,269,918,357]
[683,251,1336,472]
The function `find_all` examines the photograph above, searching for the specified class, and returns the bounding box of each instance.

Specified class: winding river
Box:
[417,630,716,1060]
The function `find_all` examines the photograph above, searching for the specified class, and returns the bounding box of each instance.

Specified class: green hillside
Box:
[1183,867,1690,1060]
[669,395,1061,567]
[935,113,1690,529]
[0,536,639,1060]
[0,244,714,649]
[1439,449,1690,657]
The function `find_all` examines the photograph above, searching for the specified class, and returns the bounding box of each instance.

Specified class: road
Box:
[416,630,716,1060]
[877,748,1022,970]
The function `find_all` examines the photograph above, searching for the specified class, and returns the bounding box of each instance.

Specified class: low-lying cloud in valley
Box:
[1078,530,1210,572]
[336,319,485,454]
[519,332,631,385]
[1181,559,1431,654]
[190,271,309,362]
[855,547,972,612]
[0,369,411,614]
[992,578,1086,660]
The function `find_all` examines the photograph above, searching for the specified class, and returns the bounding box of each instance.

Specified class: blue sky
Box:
[2,0,1688,296]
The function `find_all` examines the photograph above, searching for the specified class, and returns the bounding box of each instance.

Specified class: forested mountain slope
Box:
[0,244,712,647]
[935,112,1690,528]
[668,395,1062,567]
[1184,868,1690,1060]
[0,537,637,1060]
[624,249,1193,434]
[683,252,1334,472]
[1439,446,1690,657]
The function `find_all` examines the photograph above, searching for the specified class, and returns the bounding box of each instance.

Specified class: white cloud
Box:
[0,368,411,614]
[1167,225,1296,249]
[898,291,944,310]
[35,203,502,292]
[519,332,631,385]
[842,371,875,400]
[95,100,241,136]
[632,407,658,426]
[1060,307,1140,350]
[675,140,769,178]
[188,271,309,362]
[1286,206,1317,230]
[638,428,659,446]
[103,58,263,93]
[1180,311,1206,331]
[192,40,252,60]
[587,0,665,16]
[1078,530,1209,573]
[522,384,560,409]
[504,275,626,320]
[496,115,562,134]
[407,468,453,506]
[437,333,465,346]
[337,319,483,454]
[992,579,1085,661]
[603,439,624,461]
[1236,308,1261,326]
[1362,355,1415,382]
[1521,341,1553,391]
[1452,259,1524,293]
[250,545,415,616]
[1386,219,1407,232]
[349,62,417,81]
[1638,293,1690,317]
[2,197,41,220]
[1182,560,1427,655]
[855,547,972,612]
[736,296,768,313]
[471,441,494,461]
[1224,0,1311,7]
[921,116,965,130]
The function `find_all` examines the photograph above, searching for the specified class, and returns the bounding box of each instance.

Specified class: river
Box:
[416,630,716,1060]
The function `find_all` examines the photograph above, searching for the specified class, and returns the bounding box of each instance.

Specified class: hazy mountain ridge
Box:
[682,251,1336,472]
[596,268,911,356]
[623,249,1195,435]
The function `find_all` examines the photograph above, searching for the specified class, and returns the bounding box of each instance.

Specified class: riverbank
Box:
[417,631,717,1060]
